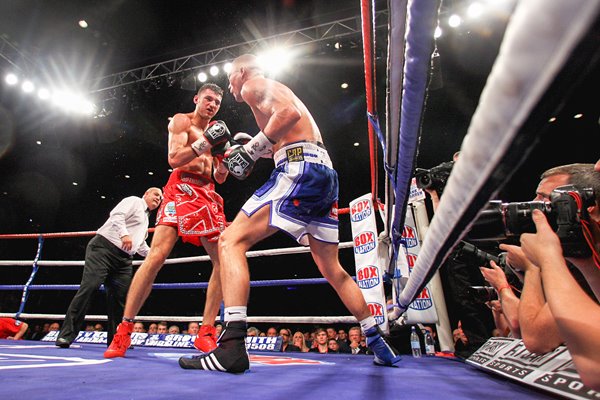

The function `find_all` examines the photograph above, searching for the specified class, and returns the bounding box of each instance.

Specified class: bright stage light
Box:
[223,63,233,74]
[5,73,18,85]
[448,14,462,28]
[467,2,484,18]
[52,90,97,115]
[38,88,51,100]
[22,81,35,93]
[257,48,293,75]
[209,66,219,76]
[197,72,208,82]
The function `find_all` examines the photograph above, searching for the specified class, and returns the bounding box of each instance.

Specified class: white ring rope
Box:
[0,242,354,267]
[0,313,358,324]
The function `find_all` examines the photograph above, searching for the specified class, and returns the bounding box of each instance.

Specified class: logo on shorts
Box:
[350,199,371,222]
[227,153,251,178]
[353,231,376,254]
[356,265,380,289]
[178,183,193,197]
[328,202,338,220]
[164,201,177,218]
[367,302,385,325]
[402,226,418,248]
[286,146,304,162]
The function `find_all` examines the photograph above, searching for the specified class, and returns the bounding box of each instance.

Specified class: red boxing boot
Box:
[104,321,133,358]
[193,324,218,353]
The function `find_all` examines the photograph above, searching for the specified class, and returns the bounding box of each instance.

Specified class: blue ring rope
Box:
[0,277,343,291]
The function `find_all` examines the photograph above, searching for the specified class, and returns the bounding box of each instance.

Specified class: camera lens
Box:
[504,201,548,235]
[467,286,498,303]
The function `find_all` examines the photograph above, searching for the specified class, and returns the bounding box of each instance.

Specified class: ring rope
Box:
[0,241,354,267]
[0,277,336,291]
[0,313,358,325]
[0,209,352,240]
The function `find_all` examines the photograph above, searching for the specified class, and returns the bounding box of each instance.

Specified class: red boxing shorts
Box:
[0,318,22,339]
[156,170,226,247]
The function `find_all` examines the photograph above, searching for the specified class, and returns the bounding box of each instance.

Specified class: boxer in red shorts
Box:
[0,317,29,340]
[105,83,233,358]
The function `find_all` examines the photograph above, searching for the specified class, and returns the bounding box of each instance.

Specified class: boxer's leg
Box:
[104,225,178,358]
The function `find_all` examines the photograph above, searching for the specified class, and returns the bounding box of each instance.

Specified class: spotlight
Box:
[38,88,51,100]
[22,81,35,93]
[224,63,233,74]
[5,73,18,85]
[209,66,219,76]
[197,72,208,82]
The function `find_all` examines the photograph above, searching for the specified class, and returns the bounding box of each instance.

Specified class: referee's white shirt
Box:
[96,196,151,257]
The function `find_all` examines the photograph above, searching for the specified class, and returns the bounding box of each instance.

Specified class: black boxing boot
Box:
[179,321,249,373]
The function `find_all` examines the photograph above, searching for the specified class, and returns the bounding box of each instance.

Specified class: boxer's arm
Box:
[213,157,228,184]
[241,79,300,143]
[8,321,28,340]
[167,113,197,168]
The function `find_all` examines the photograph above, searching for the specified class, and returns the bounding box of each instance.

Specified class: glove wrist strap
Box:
[244,131,274,161]
[191,137,211,157]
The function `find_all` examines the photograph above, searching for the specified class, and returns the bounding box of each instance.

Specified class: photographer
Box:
[417,151,495,357]
[504,164,600,354]
[520,208,600,390]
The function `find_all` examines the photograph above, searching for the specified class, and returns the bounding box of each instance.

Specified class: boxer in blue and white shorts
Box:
[242,141,339,246]
[178,53,402,373]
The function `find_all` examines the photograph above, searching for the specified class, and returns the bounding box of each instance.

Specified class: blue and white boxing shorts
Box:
[241,141,339,246]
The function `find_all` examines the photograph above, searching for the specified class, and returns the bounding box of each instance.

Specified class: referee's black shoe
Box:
[55,338,71,348]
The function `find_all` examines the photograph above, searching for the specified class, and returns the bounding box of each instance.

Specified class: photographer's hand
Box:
[425,188,440,211]
[520,209,564,269]
[482,261,521,338]
[479,262,510,292]
[500,243,537,273]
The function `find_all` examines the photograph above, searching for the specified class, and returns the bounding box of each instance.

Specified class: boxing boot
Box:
[193,324,218,353]
[103,320,133,358]
[179,321,249,373]
[365,325,402,366]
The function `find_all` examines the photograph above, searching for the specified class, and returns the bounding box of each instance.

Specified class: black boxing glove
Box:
[223,145,255,180]
[210,140,232,159]
[212,132,251,159]
[191,120,231,157]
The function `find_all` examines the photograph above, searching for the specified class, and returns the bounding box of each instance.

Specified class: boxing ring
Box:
[0,339,553,399]
[1,0,599,399]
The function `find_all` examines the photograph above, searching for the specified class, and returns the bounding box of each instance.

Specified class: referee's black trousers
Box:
[57,234,133,345]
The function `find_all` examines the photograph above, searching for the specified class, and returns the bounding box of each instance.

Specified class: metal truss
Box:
[89,10,389,94]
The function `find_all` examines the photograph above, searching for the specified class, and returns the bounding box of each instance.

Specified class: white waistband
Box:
[274,142,333,169]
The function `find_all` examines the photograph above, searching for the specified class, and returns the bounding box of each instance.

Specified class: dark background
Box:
[0,1,598,322]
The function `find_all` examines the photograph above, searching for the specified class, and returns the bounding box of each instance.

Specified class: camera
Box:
[454,241,506,269]
[467,185,595,258]
[415,161,455,195]
[466,286,498,303]
[453,241,524,286]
